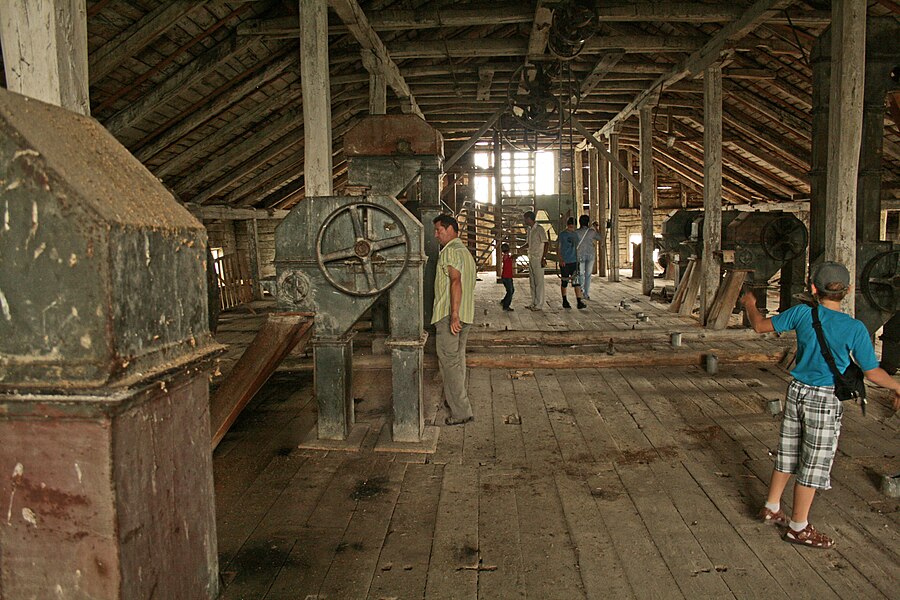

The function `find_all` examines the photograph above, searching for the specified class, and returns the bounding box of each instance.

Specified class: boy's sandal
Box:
[783,524,834,549]
[758,507,789,527]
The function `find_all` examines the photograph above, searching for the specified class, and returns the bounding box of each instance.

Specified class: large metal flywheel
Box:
[761,215,808,261]
[316,202,410,296]
[861,249,899,313]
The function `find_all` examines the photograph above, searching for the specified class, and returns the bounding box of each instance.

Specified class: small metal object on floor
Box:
[767,398,783,415]
[706,354,719,375]
[881,474,900,498]
[670,332,682,347]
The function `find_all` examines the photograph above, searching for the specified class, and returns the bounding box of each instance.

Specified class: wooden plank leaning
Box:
[210,313,314,449]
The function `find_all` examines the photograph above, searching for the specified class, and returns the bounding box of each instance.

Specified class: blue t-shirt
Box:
[558,229,578,264]
[771,303,878,386]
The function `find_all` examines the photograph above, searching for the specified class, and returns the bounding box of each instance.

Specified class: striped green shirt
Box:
[432,237,476,324]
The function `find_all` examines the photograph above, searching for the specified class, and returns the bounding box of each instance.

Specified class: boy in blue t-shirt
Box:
[557,217,586,310]
[741,262,900,549]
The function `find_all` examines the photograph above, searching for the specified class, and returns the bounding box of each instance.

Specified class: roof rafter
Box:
[329,0,423,119]
[600,0,796,136]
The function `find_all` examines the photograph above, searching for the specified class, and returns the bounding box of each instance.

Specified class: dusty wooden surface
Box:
[211,273,898,599]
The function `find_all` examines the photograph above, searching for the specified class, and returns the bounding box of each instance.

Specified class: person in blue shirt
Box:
[741,261,900,549]
[557,217,586,309]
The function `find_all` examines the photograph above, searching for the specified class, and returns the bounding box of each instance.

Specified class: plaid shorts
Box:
[775,379,843,490]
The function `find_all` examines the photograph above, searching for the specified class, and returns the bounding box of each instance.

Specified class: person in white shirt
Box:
[521,211,548,311]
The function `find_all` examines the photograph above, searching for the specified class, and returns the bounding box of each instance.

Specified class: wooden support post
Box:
[608,131,621,282]
[0,0,89,115]
[597,148,608,277]
[361,49,387,115]
[574,150,584,213]
[824,0,866,313]
[246,218,263,300]
[639,104,656,295]
[494,128,503,276]
[701,63,723,325]
[300,0,333,196]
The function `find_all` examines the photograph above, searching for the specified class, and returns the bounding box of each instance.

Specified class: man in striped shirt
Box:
[432,214,477,426]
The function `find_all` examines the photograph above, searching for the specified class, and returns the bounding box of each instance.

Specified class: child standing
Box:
[500,243,515,311]
[742,261,900,548]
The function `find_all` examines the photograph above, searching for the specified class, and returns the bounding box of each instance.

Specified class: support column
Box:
[362,49,387,115]
[574,150,584,214]
[419,159,443,328]
[300,0,333,196]
[608,132,621,282]
[246,218,263,300]
[639,105,656,296]
[598,149,609,278]
[313,337,354,440]
[494,129,503,277]
[0,0,89,115]
[824,0,866,313]
[701,63,723,325]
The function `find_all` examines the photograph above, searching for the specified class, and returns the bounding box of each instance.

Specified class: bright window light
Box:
[473,152,491,169]
[535,151,555,195]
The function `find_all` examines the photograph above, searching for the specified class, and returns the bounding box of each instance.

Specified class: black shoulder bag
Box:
[810,305,867,415]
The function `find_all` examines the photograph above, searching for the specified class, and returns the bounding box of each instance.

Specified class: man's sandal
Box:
[758,507,789,527]
[783,524,834,549]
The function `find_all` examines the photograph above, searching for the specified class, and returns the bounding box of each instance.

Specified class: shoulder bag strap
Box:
[576,229,591,252]
[810,305,844,382]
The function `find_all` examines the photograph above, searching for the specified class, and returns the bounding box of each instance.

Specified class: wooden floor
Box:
[212,274,899,600]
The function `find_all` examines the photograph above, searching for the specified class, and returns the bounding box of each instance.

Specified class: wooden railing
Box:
[214,252,254,310]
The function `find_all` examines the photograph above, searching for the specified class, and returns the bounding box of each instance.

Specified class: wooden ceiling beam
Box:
[600,0,794,136]
[202,104,364,206]
[104,36,259,136]
[527,1,553,61]
[236,5,829,37]
[90,1,207,84]
[387,35,798,60]
[593,2,828,26]
[329,0,423,119]
[580,51,627,97]
[153,87,299,179]
[651,144,752,204]
[134,52,295,163]
[178,108,303,194]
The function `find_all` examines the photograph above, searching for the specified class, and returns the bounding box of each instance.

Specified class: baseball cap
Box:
[811,261,850,291]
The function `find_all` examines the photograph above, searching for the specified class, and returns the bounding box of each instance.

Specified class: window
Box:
[471,149,557,203]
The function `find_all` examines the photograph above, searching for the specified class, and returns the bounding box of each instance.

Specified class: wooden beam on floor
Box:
[210,314,314,450]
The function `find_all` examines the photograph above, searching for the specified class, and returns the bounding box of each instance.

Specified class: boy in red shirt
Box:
[500,243,515,311]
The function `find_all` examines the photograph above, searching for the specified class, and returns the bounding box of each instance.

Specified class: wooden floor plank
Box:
[368,464,444,600]
[318,460,408,599]
[425,463,479,599]
[533,369,594,464]
[555,471,635,599]
[616,462,736,599]
[477,467,528,600]
[488,369,527,467]
[511,373,564,465]
[463,368,496,465]
[514,471,587,599]
[648,459,793,600]
[585,469,685,599]
[554,367,621,460]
